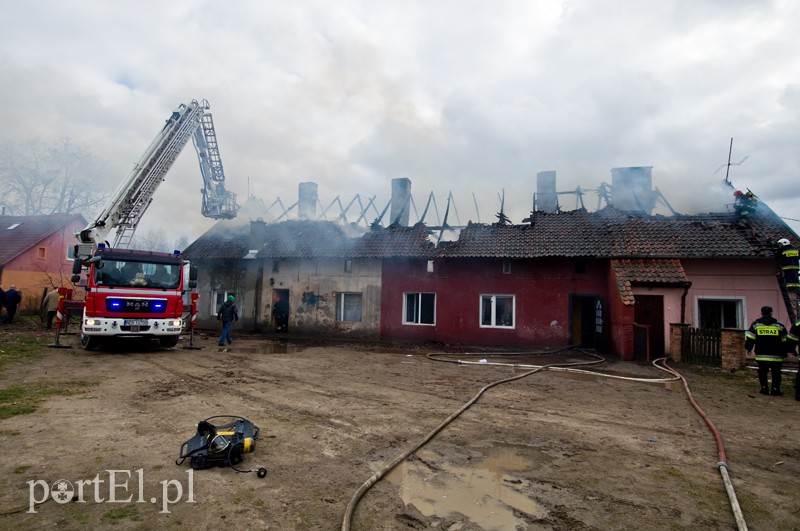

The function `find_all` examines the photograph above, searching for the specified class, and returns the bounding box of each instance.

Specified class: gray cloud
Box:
[1,1,798,239]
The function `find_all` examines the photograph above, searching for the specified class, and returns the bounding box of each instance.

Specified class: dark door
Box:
[273,289,289,333]
[571,295,600,348]
[633,295,664,360]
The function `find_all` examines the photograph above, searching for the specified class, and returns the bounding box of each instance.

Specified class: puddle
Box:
[385,447,546,530]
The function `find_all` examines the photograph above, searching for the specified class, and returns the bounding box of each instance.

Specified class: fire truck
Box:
[69,99,237,350]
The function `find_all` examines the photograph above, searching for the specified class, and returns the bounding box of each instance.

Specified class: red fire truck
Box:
[69,99,237,350]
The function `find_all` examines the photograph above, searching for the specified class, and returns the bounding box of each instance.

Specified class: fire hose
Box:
[341,348,748,531]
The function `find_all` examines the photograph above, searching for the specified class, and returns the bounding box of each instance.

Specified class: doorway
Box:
[633,295,664,360]
[273,289,289,333]
[571,295,601,349]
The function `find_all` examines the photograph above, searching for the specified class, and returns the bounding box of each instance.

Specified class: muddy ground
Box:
[0,317,798,530]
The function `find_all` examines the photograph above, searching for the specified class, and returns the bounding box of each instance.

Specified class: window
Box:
[37,247,46,259]
[67,245,76,261]
[481,294,515,328]
[427,260,434,273]
[272,260,280,273]
[213,290,239,314]
[502,260,511,274]
[336,292,362,322]
[698,298,742,329]
[404,292,435,325]
[344,259,352,273]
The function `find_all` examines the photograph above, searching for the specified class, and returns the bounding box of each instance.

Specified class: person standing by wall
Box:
[217,294,238,346]
[745,306,787,396]
[784,318,800,401]
[41,289,60,329]
[3,285,21,324]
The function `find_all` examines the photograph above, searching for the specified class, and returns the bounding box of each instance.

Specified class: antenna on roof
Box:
[496,189,511,225]
[715,137,749,187]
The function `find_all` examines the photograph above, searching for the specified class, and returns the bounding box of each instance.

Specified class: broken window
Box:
[698,298,742,329]
[481,294,515,328]
[404,292,435,325]
[336,292,362,322]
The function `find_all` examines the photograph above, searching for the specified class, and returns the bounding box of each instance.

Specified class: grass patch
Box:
[13,465,31,474]
[0,380,94,419]
[0,335,47,368]
[102,506,141,522]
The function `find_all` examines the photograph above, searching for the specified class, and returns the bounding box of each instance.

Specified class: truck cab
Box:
[76,247,197,349]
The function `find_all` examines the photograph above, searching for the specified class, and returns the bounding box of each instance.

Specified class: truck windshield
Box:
[94,260,181,289]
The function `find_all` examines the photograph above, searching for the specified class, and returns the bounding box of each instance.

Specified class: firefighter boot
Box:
[772,371,783,396]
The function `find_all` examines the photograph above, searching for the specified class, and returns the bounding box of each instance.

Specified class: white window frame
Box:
[336,292,362,322]
[480,294,515,328]
[403,292,436,326]
[212,290,239,314]
[695,296,744,329]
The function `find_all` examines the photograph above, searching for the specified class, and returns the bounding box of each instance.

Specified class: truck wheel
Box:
[80,333,99,351]
[159,336,180,348]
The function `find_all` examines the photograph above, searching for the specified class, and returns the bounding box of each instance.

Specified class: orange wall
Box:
[1,222,84,311]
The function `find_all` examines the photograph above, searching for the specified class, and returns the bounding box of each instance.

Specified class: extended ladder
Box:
[776,272,799,324]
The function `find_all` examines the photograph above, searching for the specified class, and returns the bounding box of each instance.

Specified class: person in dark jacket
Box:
[745,306,787,395]
[217,295,238,346]
[3,285,21,324]
[784,318,800,401]
[0,285,6,321]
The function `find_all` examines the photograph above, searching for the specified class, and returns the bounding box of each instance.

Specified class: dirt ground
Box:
[0,317,798,530]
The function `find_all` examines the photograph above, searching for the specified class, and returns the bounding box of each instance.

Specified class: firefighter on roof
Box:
[733,189,758,218]
[745,306,787,396]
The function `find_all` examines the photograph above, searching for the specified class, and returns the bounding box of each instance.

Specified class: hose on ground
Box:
[342,348,748,530]
[654,357,748,531]
[340,346,601,530]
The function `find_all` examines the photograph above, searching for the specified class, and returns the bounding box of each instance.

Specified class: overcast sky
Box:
[2,0,799,242]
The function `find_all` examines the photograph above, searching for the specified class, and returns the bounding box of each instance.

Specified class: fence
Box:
[680,327,721,367]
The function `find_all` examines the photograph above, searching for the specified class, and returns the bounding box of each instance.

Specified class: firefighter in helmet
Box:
[777,238,800,291]
[745,306,787,396]
[734,189,758,218]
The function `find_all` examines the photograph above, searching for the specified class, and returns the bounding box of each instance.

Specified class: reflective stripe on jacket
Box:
[744,316,787,361]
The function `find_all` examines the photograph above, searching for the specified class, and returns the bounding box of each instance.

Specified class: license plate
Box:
[124,319,148,326]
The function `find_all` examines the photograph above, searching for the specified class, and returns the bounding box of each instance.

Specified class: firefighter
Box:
[777,238,800,290]
[734,189,758,218]
[785,318,800,401]
[745,306,787,395]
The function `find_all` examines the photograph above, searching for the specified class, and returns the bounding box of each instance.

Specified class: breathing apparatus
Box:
[176,416,267,478]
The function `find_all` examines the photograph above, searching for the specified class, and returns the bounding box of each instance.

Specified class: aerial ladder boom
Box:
[77,99,237,256]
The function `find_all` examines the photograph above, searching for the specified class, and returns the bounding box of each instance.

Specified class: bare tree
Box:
[130,230,192,254]
[0,138,109,216]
